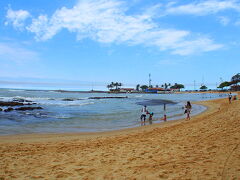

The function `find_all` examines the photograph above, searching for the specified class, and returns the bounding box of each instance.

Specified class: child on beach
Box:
[148,112,154,124]
[184,101,192,120]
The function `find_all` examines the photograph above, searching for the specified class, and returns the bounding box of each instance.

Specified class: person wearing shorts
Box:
[140,105,147,123]
[185,101,192,120]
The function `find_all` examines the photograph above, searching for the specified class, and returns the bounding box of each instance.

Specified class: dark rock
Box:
[15,107,43,111]
[62,98,75,101]
[4,107,14,112]
[0,101,34,106]
[12,98,33,103]
[0,101,25,106]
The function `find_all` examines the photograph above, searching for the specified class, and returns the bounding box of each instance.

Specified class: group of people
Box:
[140,101,192,124]
[140,105,154,125]
[140,92,236,125]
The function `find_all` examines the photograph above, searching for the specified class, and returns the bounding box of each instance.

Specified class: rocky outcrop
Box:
[0,101,25,106]
[0,101,35,107]
[62,98,75,101]
[0,100,43,112]
[15,107,43,111]
[12,98,33,103]
[4,107,14,112]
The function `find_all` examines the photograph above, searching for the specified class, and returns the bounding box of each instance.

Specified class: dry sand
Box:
[0,94,240,179]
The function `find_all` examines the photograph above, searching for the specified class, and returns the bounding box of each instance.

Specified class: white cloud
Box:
[5,8,31,29]
[171,38,223,55]
[165,0,240,16]
[218,16,231,26]
[0,42,39,63]
[7,0,223,55]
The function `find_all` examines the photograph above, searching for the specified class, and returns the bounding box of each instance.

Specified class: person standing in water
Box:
[185,101,192,120]
[148,112,154,124]
[140,105,147,124]
[163,103,167,121]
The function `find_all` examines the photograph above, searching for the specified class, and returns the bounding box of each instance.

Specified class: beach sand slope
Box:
[0,96,240,179]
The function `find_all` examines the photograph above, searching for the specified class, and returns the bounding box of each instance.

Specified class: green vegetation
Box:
[140,85,148,91]
[217,73,240,91]
[218,81,231,90]
[107,82,123,91]
[170,83,185,90]
[200,85,208,90]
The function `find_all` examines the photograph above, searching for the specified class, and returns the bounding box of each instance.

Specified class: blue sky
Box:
[0,0,240,90]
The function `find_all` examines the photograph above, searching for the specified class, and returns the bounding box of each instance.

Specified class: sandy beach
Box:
[0,93,239,179]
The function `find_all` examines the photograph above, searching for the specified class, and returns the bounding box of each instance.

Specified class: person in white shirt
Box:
[140,105,147,123]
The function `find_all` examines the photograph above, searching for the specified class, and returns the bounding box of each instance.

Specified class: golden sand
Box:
[0,94,239,179]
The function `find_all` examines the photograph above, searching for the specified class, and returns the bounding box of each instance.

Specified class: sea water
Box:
[0,89,228,135]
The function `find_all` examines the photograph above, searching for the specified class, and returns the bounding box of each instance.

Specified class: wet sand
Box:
[0,94,239,179]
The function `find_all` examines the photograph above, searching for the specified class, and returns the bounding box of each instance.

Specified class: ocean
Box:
[0,89,228,135]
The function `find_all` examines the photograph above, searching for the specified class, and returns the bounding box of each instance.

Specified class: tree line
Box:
[136,83,185,91]
[218,73,240,90]
[107,82,185,91]
[107,82,123,91]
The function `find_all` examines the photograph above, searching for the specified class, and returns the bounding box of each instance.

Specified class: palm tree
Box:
[164,83,168,90]
[118,82,122,89]
[136,84,140,91]
[107,84,112,90]
[110,82,115,88]
[109,82,123,91]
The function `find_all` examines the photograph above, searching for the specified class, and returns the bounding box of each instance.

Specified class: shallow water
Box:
[0,89,228,135]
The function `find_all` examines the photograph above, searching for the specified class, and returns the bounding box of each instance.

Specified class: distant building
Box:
[145,88,165,93]
[119,88,134,93]
[170,88,180,92]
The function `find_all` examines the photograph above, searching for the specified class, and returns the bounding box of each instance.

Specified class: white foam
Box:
[7,89,25,92]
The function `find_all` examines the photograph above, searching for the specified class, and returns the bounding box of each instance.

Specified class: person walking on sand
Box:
[140,105,147,124]
[228,92,232,104]
[185,101,192,120]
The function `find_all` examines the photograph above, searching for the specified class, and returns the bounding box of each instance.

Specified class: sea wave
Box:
[36,100,95,106]
[7,89,26,92]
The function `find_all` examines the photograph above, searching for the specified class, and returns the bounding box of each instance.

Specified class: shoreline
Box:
[0,93,213,137]
[0,93,239,179]
[0,98,211,143]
